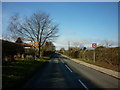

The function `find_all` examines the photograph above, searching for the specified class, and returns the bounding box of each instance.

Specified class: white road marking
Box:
[78,79,89,90]
[61,60,64,63]
[54,59,59,63]
[65,65,72,72]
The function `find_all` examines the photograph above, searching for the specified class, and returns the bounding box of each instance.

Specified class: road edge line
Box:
[65,65,72,72]
[78,79,89,90]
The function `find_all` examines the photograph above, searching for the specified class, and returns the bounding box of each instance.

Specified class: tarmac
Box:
[62,54,120,79]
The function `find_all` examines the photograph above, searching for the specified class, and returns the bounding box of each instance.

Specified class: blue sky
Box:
[2,2,118,49]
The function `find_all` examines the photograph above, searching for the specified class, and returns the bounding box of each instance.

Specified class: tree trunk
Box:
[38,45,41,58]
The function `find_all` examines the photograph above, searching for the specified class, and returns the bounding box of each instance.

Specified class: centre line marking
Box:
[78,79,89,90]
[65,65,72,72]
[61,60,64,63]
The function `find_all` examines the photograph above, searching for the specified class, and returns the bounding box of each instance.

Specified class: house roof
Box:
[20,43,33,47]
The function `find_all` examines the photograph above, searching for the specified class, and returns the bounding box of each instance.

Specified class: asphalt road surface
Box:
[23,53,119,89]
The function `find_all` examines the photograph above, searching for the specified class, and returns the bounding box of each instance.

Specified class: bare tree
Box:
[72,41,84,49]
[2,33,9,41]
[8,11,59,57]
[100,40,114,48]
[2,33,13,41]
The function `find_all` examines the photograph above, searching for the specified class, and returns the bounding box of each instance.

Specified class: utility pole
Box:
[68,41,70,56]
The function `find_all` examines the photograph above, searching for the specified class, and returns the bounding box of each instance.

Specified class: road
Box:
[23,53,119,89]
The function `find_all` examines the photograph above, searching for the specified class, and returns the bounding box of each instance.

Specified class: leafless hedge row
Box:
[59,47,119,66]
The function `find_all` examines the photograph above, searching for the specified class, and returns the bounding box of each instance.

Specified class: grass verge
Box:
[63,54,119,72]
[79,59,119,72]
[2,58,49,89]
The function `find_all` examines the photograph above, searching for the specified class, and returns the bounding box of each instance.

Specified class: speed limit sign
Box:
[92,43,97,48]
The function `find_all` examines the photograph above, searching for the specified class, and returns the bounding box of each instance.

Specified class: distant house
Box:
[20,43,35,58]
[2,39,24,61]
[15,37,35,58]
[15,37,34,48]
[20,43,34,48]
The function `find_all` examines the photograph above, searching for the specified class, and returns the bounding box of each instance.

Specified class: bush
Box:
[42,51,55,58]
[59,47,119,66]
[24,48,35,57]
[95,47,119,65]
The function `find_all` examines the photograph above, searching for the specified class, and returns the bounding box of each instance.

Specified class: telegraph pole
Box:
[68,41,70,56]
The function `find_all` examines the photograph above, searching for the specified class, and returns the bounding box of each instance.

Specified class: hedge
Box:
[2,40,24,61]
[59,47,119,66]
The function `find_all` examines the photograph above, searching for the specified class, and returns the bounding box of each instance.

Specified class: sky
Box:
[1,0,119,2]
[2,2,118,49]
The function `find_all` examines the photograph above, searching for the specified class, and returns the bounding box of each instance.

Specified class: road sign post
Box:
[93,50,96,62]
[34,41,39,60]
[92,43,97,62]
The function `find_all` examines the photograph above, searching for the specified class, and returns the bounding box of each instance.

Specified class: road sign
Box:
[92,43,97,48]
[34,41,39,47]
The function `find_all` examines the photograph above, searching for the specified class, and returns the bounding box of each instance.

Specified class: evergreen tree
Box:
[15,37,23,43]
